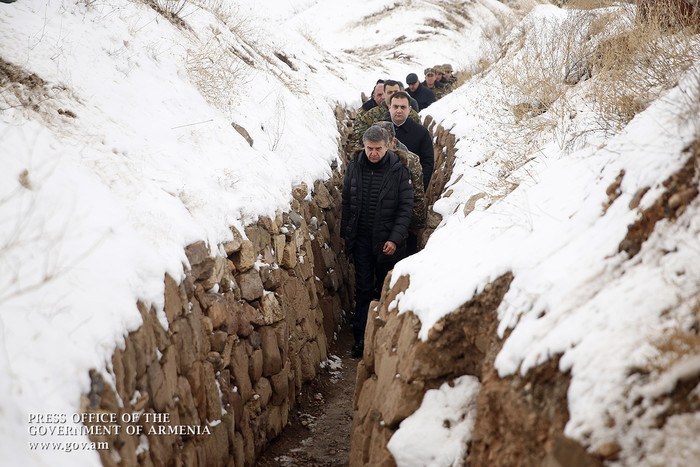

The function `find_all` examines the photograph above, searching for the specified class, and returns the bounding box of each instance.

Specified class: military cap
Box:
[373,121,395,139]
[424,67,436,76]
[434,65,445,74]
[442,63,453,72]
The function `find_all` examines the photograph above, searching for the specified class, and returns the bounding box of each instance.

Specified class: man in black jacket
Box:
[387,92,434,191]
[341,126,414,357]
[406,72,435,110]
[358,80,385,114]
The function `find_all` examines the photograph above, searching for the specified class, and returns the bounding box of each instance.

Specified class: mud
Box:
[255,327,357,467]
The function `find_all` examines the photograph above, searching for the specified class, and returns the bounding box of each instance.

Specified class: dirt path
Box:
[255,328,357,467]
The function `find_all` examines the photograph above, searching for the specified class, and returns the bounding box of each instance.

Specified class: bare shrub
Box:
[185,35,251,112]
[588,1,700,132]
[141,0,191,29]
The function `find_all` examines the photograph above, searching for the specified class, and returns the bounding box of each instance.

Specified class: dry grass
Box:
[493,1,699,157]
[185,35,250,112]
[648,299,700,373]
[141,0,191,30]
[587,1,700,132]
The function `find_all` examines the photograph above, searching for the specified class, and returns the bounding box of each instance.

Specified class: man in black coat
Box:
[406,72,435,111]
[359,80,385,114]
[386,92,434,191]
[341,125,414,357]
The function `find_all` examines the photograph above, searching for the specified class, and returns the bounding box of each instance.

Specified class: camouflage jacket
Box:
[426,81,449,100]
[350,102,421,152]
[394,143,426,230]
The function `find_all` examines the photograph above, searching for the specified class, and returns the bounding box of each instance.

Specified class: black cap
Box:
[406,73,418,85]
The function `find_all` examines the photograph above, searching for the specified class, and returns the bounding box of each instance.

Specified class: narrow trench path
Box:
[255,326,357,467]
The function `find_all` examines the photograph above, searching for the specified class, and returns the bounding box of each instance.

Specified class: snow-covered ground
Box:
[1,0,698,465]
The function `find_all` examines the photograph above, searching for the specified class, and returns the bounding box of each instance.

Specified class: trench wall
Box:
[83,106,356,467]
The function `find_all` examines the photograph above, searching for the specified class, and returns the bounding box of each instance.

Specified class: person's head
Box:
[424,68,436,87]
[372,82,385,105]
[373,122,396,149]
[362,125,390,163]
[389,91,411,125]
[382,79,401,106]
[406,73,419,92]
[434,65,445,80]
[442,63,453,79]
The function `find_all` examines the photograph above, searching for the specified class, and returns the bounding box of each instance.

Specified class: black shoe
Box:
[351,342,364,358]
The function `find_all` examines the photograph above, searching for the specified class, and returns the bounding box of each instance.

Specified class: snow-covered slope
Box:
[1,0,698,465]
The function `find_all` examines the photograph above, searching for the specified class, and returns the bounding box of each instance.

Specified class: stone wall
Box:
[82,167,353,466]
[349,122,602,467]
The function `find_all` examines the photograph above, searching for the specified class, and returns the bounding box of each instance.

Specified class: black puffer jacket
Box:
[341,150,414,255]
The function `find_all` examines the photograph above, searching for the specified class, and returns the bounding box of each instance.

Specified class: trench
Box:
[251,107,458,466]
[82,103,456,467]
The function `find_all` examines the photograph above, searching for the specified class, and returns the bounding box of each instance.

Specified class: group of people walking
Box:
[341,66,457,357]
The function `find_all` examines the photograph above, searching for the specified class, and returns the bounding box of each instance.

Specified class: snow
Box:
[387,376,481,467]
[1,0,699,466]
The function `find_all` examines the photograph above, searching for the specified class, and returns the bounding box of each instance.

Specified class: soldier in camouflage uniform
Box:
[422,67,447,101]
[373,122,426,235]
[435,65,454,96]
[351,79,421,152]
[442,63,457,86]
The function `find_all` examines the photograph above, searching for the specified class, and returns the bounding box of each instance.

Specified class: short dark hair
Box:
[363,125,390,145]
[383,79,400,89]
[389,91,411,105]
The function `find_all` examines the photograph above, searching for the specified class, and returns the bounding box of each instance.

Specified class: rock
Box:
[269,363,289,406]
[185,241,214,281]
[292,182,308,201]
[206,299,228,329]
[223,226,244,255]
[231,239,255,272]
[209,331,228,353]
[260,327,283,376]
[236,269,264,301]
[244,224,272,257]
[248,349,263,383]
[231,121,254,147]
[201,256,228,291]
[163,274,184,323]
[260,292,285,324]
[254,377,272,409]
[313,180,333,209]
[596,442,621,460]
[281,241,297,269]
[229,342,252,403]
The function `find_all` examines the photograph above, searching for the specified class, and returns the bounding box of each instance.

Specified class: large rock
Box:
[185,241,214,281]
[236,269,264,301]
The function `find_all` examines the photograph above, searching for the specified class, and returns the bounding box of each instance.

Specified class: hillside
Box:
[1,0,699,466]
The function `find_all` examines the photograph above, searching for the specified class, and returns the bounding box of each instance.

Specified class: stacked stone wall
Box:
[82,166,353,466]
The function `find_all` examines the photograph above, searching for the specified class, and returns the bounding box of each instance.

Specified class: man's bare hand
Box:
[383,241,397,255]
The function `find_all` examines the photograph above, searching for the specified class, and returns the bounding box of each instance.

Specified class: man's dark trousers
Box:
[352,235,396,344]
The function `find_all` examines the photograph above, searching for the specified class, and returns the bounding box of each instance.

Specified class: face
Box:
[408,81,419,92]
[436,72,444,80]
[383,84,401,106]
[445,72,452,79]
[425,73,436,86]
[389,96,410,125]
[364,139,389,163]
[372,83,384,105]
